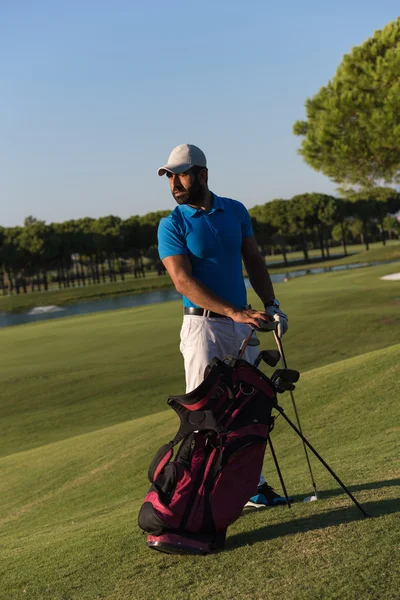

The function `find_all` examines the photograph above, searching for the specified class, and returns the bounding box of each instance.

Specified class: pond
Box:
[0,260,396,329]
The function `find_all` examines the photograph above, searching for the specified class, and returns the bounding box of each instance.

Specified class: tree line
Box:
[0,212,170,295]
[249,189,400,266]
[1,189,399,295]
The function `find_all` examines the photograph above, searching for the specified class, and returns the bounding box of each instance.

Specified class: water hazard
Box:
[0,260,397,329]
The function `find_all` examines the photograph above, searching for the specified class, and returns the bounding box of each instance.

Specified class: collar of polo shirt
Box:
[181,193,225,217]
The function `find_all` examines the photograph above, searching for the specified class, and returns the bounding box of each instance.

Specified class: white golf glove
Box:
[264,300,288,338]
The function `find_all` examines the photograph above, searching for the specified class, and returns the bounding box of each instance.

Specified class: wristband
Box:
[264,298,280,309]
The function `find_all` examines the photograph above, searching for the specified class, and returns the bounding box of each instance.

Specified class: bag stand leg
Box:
[275,403,369,518]
[267,434,291,508]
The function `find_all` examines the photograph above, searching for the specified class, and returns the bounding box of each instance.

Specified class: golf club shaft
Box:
[274,331,319,499]
[238,328,254,359]
[274,405,369,518]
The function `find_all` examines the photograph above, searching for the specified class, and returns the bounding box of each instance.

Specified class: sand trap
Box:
[381,273,400,281]
[28,305,65,315]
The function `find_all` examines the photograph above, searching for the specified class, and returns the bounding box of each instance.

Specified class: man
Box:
[157,143,289,507]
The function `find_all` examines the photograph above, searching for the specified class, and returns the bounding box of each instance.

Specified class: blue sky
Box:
[1,1,399,227]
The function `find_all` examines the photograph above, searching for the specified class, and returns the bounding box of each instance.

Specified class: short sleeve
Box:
[157,217,188,260]
[239,203,254,238]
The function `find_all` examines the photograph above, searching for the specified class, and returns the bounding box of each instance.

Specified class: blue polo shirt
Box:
[157,193,253,309]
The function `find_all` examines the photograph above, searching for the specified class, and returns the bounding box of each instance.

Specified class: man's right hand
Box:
[228,308,273,329]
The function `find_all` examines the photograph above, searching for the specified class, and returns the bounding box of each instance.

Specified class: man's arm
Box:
[241,236,275,304]
[162,254,270,328]
[242,236,289,336]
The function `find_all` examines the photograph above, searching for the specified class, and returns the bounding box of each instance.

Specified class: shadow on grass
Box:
[307,478,399,499]
[226,493,400,551]
[288,478,400,505]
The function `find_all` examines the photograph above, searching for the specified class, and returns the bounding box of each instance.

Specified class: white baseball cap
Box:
[158,144,207,176]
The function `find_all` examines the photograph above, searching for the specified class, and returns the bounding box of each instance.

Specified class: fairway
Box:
[1,263,399,600]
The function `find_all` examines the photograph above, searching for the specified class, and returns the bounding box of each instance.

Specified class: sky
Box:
[1,0,399,227]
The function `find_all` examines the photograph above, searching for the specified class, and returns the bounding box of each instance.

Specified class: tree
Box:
[24,216,39,227]
[76,217,102,284]
[135,211,171,275]
[333,198,352,256]
[0,227,6,293]
[249,202,290,263]
[249,214,275,256]
[287,195,313,262]
[293,18,400,188]
[94,216,122,282]
[347,199,376,250]
[344,187,400,248]
[18,220,50,291]
[1,227,26,293]
[383,215,400,239]
[364,187,400,244]
[288,193,337,260]
[313,194,339,258]
[121,216,144,276]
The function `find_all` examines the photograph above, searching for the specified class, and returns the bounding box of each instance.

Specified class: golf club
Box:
[271,368,300,384]
[274,329,319,502]
[238,319,275,359]
[253,349,281,369]
[273,379,296,393]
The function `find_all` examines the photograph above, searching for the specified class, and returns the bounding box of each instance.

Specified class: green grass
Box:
[0,264,399,599]
[1,262,399,458]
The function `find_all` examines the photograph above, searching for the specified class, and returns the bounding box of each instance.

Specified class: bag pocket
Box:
[137,501,168,535]
[210,441,266,530]
[148,443,173,483]
[138,462,195,534]
[153,462,179,505]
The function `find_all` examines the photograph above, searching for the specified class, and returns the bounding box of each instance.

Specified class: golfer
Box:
[157,144,289,507]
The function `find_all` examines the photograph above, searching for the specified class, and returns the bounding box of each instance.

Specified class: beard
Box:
[172,178,203,206]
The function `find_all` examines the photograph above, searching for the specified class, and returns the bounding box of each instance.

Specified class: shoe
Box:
[244,483,293,509]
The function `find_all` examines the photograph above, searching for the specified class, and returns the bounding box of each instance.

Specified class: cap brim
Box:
[157,163,192,176]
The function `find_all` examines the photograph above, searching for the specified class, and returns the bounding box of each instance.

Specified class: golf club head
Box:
[253,320,276,333]
[274,378,296,393]
[259,350,281,367]
[271,368,300,384]
[303,495,318,503]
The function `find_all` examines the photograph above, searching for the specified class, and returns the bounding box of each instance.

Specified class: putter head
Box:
[271,368,300,384]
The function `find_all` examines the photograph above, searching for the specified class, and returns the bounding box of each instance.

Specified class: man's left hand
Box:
[265,306,288,338]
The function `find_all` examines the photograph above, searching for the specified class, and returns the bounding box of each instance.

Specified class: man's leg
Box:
[180,315,237,392]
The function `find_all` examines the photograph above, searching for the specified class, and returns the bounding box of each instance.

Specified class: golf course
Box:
[1,262,399,600]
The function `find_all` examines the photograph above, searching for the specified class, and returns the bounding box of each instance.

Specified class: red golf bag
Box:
[138,356,276,555]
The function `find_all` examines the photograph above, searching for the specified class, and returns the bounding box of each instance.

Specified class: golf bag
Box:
[138,356,276,555]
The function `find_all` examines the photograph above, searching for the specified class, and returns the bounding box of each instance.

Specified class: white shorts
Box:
[180,315,259,393]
